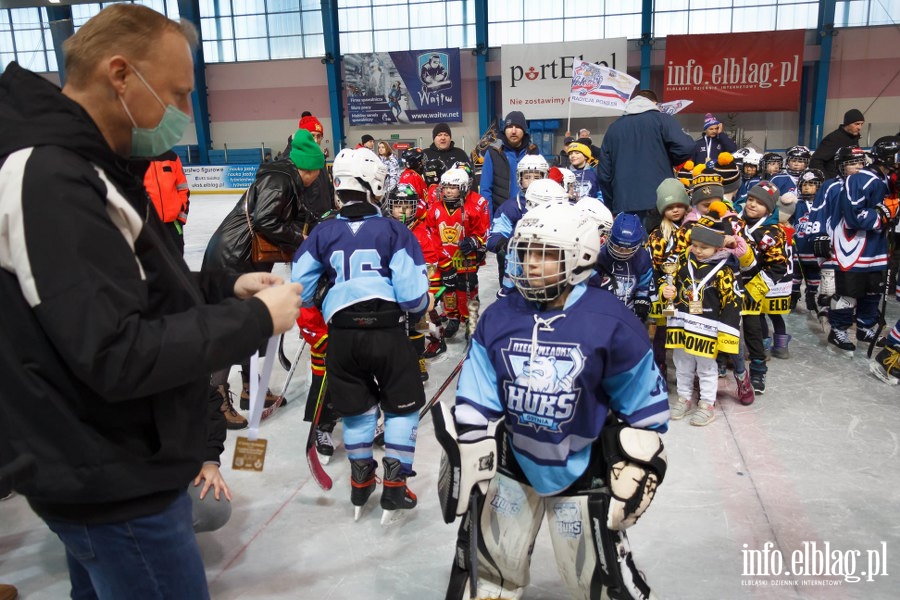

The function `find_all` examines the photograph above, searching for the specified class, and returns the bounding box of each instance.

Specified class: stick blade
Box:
[307,445,333,491]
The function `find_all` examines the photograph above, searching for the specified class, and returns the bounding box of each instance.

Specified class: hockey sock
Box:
[383,410,418,474]
[343,406,378,461]
[887,322,900,349]
[856,293,881,328]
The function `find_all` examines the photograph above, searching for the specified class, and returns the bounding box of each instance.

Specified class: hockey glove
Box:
[875,197,899,228]
[601,420,667,531]
[441,266,458,291]
[632,298,651,321]
[458,236,479,257]
[312,272,332,310]
[811,234,832,259]
[494,236,509,256]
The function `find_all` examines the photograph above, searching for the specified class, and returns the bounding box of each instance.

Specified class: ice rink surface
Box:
[3,193,900,599]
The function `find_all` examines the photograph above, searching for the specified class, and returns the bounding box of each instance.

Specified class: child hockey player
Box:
[548,165,578,202]
[734,149,762,213]
[647,178,691,378]
[761,152,784,180]
[663,210,742,425]
[790,168,825,314]
[292,147,431,523]
[486,153,549,293]
[595,213,654,320]
[741,182,791,390]
[434,201,668,599]
[399,147,428,200]
[566,142,600,200]
[425,168,490,338]
[824,137,899,357]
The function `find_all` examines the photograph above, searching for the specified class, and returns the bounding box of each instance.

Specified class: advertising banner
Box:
[569,60,639,112]
[185,165,259,191]
[663,30,805,113]
[344,49,462,126]
[501,38,628,119]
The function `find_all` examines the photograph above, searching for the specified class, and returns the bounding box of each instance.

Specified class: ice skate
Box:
[856,325,878,345]
[350,458,378,521]
[870,346,900,385]
[380,457,416,526]
[827,329,855,358]
[315,427,335,465]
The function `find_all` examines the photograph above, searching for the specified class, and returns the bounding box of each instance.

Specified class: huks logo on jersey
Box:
[500,339,585,433]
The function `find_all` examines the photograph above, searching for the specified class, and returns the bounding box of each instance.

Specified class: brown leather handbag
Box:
[245,198,295,264]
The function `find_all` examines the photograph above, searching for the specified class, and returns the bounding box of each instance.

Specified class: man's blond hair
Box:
[63,4,198,87]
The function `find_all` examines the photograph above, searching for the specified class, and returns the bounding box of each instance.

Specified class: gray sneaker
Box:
[669,397,692,420]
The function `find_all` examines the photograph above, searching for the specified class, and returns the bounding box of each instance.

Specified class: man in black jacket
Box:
[424,122,471,172]
[810,108,865,179]
[0,5,303,598]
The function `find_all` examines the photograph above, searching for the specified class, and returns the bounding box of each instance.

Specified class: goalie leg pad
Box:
[432,402,499,524]
[601,422,667,531]
[545,493,655,600]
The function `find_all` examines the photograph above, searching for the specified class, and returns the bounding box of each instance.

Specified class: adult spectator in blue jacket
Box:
[480,110,541,217]
[598,89,694,226]
[690,113,738,165]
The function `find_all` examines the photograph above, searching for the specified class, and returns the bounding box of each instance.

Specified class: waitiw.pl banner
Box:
[663,30,805,113]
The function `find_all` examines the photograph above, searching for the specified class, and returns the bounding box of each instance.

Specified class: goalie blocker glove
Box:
[431,402,498,524]
[600,418,668,531]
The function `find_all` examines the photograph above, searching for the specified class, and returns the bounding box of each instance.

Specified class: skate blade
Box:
[869,363,899,385]
[380,508,408,527]
[828,345,855,359]
[354,505,367,522]
[317,451,331,465]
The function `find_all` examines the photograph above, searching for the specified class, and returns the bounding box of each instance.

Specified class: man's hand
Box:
[193,463,231,501]
[234,272,285,299]
[255,283,303,334]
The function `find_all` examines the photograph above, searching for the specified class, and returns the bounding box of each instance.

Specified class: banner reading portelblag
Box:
[501,38,628,120]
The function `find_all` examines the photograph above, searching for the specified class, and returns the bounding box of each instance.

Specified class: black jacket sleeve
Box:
[248,171,306,248]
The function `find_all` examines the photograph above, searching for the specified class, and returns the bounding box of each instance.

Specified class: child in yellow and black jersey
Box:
[662,211,742,426]
[647,179,691,378]
[739,181,791,394]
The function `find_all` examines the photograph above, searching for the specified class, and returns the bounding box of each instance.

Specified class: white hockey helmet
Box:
[524,179,567,211]
[507,202,600,302]
[742,149,762,167]
[555,167,578,200]
[440,168,469,207]
[516,154,549,188]
[332,147,388,201]
[574,197,614,246]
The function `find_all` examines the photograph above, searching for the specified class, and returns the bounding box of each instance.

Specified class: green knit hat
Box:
[290,129,325,170]
[656,178,690,214]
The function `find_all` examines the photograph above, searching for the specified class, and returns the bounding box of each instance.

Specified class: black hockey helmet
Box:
[761,152,784,175]
[834,145,867,178]
[785,145,812,176]
[797,168,824,200]
[401,147,425,173]
[423,158,446,186]
[870,137,900,170]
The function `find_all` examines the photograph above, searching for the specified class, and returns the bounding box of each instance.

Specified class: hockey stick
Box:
[418,355,465,421]
[869,228,895,358]
[305,372,333,491]
[277,333,291,370]
[467,491,480,598]
[260,341,306,421]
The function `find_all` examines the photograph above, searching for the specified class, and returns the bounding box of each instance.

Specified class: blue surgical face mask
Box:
[119,65,191,158]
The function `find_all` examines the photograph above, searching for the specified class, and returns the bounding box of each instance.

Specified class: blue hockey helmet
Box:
[607,213,644,260]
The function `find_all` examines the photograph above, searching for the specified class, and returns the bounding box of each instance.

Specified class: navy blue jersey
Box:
[292,205,429,322]
[571,166,600,200]
[592,245,654,309]
[453,283,668,496]
[487,193,526,252]
[833,168,890,272]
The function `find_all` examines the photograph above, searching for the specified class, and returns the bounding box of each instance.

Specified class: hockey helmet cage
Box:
[834,145,867,178]
[386,183,419,223]
[785,145,812,176]
[507,202,601,302]
[607,213,645,260]
[797,168,824,200]
[555,167,578,200]
[333,148,388,201]
[440,168,469,207]
[525,179,567,211]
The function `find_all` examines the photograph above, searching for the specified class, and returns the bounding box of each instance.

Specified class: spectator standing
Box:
[144,149,190,254]
[690,113,738,166]
[577,127,602,161]
[358,134,375,150]
[597,90,694,224]
[480,110,541,217]
[557,135,574,167]
[424,122,470,172]
[377,141,400,197]
[0,5,303,597]
[810,109,865,180]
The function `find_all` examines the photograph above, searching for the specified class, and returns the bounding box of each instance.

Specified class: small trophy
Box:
[662,262,678,318]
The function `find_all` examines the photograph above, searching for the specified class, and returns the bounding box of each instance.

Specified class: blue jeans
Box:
[44,490,210,600]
